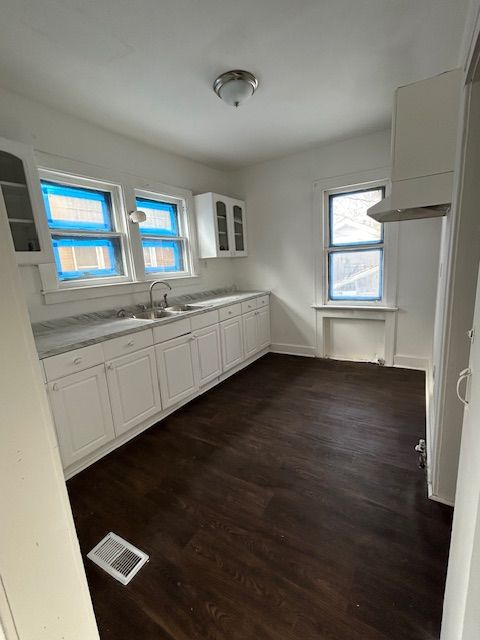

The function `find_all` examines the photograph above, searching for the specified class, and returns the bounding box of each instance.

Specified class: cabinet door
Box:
[106,346,161,436]
[0,136,51,265]
[214,197,232,257]
[156,334,199,409]
[257,307,271,350]
[230,199,248,257]
[220,317,244,371]
[48,364,115,468]
[243,310,258,359]
[195,324,222,386]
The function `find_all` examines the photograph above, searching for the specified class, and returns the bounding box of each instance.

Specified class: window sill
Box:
[313,304,398,312]
[42,274,200,305]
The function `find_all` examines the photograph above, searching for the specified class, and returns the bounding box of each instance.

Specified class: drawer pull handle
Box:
[127,340,135,347]
[73,357,82,365]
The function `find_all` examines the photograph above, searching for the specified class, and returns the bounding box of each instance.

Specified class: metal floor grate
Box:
[87,532,149,585]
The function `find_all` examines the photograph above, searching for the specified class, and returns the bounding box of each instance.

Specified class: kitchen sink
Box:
[164,304,198,313]
[131,309,173,320]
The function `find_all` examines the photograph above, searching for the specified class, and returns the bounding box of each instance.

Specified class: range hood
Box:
[368,69,462,224]
[368,172,452,223]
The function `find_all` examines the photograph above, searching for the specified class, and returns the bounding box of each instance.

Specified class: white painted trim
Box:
[40,274,201,304]
[393,355,429,371]
[313,304,398,311]
[429,493,455,508]
[270,343,316,357]
[64,347,270,479]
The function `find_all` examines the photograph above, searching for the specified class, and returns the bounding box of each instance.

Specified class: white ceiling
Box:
[0,0,469,169]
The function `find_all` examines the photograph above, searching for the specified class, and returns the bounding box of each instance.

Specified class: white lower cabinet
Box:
[48,364,115,468]
[155,334,199,409]
[46,296,271,474]
[220,316,244,371]
[194,324,222,386]
[243,308,271,356]
[106,346,161,436]
[243,310,258,359]
[257,307,271,350]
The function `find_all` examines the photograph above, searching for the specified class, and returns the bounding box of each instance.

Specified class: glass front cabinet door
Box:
[194,192,248,258]
[0,136,51,264]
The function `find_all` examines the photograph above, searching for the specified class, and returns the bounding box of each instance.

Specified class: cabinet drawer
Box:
[219,303,242,321]
[43,344,104,381]
[241,299,257,314]
[191,309,219,331]
[256,295,269,308]
[103,329,153,361]
[153,318,191,344]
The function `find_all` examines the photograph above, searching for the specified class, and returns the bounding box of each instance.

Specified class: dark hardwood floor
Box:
[68,354,452,640]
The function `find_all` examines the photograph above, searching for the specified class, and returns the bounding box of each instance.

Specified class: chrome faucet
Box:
[149,280,172,311]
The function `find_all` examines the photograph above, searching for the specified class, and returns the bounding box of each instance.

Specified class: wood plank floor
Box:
[68,354,453,640]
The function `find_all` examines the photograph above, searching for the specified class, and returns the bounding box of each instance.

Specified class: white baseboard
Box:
[393,354,429,371]
[428,490,455,507]
[270,343,316,357]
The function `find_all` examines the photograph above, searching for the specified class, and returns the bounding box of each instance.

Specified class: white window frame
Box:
[38,168,134,290]
[314,170,398,309]
[133,186,197,281]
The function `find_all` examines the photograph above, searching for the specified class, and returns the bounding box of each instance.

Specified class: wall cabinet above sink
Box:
[194,192,248,258]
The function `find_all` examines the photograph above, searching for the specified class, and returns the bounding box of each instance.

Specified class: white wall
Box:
[0,196,99,639]
[0,87,237,322]
[233,131,442,365]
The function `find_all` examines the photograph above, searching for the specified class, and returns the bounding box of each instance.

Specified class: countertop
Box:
[33,290,269,359]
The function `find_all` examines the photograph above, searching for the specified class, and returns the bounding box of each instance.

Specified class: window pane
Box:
[52,236,124,280]
[42,181,113,231]
[136,197,179,236]
[142,239,184,273]
[329,249,382,301]
[329,188,384,246]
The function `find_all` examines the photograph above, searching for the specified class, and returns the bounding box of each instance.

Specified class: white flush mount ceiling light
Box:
[213,70,259,107]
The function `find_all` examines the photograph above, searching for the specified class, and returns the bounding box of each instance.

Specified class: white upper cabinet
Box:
[194,192,248,258]
[368,69,463,222]
[0,136,52,264]
[106,346,161,436]
[392,70,462,182]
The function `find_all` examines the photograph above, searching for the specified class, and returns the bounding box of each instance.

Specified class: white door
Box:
[220,317,244,371]
[195,324,222,386]
[441,265,480,640]
[48,364,115,468]
[257,307,271,350]
[106,346,161,436]
[156,334,199,409]
[243,310,258,359]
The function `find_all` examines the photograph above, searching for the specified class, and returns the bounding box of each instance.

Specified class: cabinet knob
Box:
[52,383,59,392]
[127,340,135,347]
[107,363,114,371]
[190,334,197,341]
[73,357,82,365]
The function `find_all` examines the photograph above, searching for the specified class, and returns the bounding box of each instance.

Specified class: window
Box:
[41,175,128,283]
[135,193,190,276]
[326,186,385,302]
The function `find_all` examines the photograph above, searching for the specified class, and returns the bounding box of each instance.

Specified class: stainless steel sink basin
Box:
[164,305,198,313]
[131,309,173,320]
